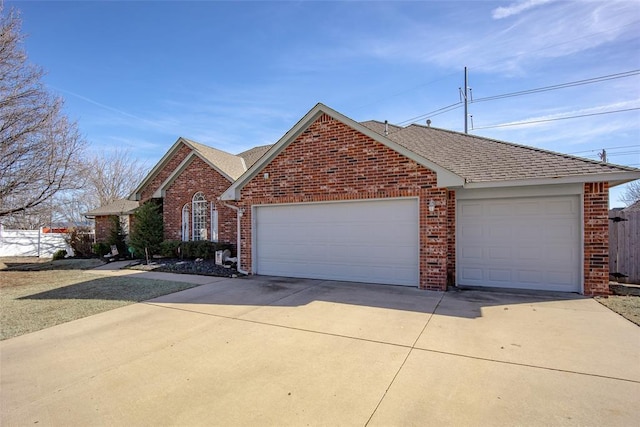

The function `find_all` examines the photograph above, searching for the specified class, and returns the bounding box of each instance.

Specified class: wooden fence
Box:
[609,208,639,284]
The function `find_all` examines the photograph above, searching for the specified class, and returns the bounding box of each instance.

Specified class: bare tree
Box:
[0,6,85,219]
[83,148,148,208]
[619,180,640,206]
[53,148,148,225]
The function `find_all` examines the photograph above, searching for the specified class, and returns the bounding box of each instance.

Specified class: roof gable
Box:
[131,137,249,201]
[221,104,465,200]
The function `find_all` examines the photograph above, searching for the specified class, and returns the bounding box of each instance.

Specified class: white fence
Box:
[0,226,73,258]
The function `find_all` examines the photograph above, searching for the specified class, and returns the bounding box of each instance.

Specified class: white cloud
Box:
[492,0,556,20]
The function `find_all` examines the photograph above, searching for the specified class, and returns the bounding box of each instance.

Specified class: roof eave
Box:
[462,171,640,189]
[130,137,190,201]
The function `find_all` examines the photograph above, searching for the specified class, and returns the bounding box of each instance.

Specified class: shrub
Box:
[129,201,163,259]
[107,215,127,257]
[160,240,182,258]
[65,227,94,257]
[52,249,67,260]
[92,242,111,257]
[158,240,233,260]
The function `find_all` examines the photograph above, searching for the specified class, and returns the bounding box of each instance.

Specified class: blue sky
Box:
[8,0,640,206]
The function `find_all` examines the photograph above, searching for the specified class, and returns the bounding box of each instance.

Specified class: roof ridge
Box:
[183,138,239,158]
[403,124,639,172]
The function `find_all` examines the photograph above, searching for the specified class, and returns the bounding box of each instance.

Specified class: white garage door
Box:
[254,199,419,286]
[458,196,581,292]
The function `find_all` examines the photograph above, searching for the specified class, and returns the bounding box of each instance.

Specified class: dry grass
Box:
[0,259,203,340]
[595,295,640,326]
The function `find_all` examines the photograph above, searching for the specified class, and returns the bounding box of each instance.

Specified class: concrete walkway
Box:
[1,271,639,426]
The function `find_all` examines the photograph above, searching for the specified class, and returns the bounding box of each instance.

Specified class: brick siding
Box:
[446,190,456,287]
[162,155,236,243]
[236,113,450,291]
[583,182,610,295]
[139,144,192,202]
[94,215,112,243]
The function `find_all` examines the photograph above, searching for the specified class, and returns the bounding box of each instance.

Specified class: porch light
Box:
[428,199,436,213]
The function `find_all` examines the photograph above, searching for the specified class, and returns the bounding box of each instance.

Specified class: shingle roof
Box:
[237,144,273,168]
[84,199,139,216]
[185,139,248,181]
[362,122,638,184]
[360,120,403,136]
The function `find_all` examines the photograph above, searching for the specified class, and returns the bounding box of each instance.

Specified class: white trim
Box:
[130,137,186,200]
[210,202,219,242]
[456,194,582,292]
[461,172,640,190]
[192,192,207,241]
[181,203,190,241]
[456,183,582,200]
[152,151,235,199]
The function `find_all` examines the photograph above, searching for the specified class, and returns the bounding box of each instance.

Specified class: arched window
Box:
[192,192,207,241]
[181,204,190,241]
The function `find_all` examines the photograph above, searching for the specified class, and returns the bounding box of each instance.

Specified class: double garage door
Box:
[457,195,581,292]
[254,199,419,286]
[253,195,581,292]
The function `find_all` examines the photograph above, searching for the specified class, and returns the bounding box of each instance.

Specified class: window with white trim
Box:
[210,202,219,242]
[192,192,207,241]
[181,204,190,241]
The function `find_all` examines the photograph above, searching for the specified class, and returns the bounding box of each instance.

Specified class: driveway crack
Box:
[364,291,445,426]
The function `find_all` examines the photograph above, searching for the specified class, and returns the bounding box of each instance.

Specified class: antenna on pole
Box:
[463,66,469,134]
[598,149,607,163]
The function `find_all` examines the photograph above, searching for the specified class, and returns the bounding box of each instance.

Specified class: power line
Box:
[396,102,462,125]
[472,107,640,130]
[568,145,639,154]
[472,70,640,103]
[397,68,640,127]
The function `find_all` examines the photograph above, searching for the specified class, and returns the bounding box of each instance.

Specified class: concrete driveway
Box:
[1,275,639,426]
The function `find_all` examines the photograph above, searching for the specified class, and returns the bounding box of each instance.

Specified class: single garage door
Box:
[254,198,419,286]
[458,196,581,292]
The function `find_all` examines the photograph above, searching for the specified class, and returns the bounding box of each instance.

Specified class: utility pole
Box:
[598,149,607,163]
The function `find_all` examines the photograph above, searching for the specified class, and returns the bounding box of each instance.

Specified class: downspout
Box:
[220,200,248,275]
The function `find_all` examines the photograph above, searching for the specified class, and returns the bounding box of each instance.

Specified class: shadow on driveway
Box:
[18,272,588,318]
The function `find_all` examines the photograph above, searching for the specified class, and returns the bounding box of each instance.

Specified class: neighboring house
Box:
[222,103,640,295]
[87,138,271,245]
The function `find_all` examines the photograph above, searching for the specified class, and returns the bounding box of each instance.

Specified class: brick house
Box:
[222,103,640,295]
[85,198,139,243]
[88,137,270,246]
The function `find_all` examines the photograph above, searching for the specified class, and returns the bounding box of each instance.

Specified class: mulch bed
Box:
[127,258,240,278]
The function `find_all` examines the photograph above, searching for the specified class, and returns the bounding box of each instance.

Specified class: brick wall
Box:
[94,214,134,244]
[139,143,192,202]
[163,156,236,243]
[236,113,451,291]
[446,190,456,286]
[94,215,112,242]
[583,182,610,295]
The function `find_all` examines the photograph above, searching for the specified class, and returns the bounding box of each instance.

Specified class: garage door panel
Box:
[255,199,419,286]
[458,196,580,292]
[488,269,512,282]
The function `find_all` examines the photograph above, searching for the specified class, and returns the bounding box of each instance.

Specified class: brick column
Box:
[583,182,610,295]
